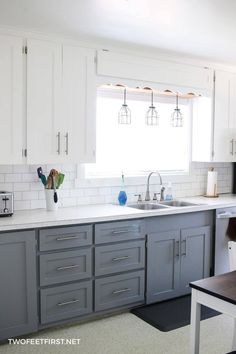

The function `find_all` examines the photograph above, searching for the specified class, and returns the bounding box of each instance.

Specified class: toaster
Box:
[0,192,14,216]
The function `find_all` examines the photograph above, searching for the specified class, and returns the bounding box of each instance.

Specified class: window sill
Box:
[75,166,191,189]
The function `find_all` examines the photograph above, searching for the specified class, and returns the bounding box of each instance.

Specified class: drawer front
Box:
[95,240,145,276]
[95,271,144,312]
[39,225,92,251]
[40,281,92,324]
[40,249,92,286]
[95,220,145,245]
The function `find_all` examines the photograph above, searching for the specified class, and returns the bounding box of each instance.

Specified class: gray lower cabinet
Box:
[95,240,145,276]
[39,248,92,286]
[95,271,145,312]
[0,230,37,340]
[146,212,212,304]
[40,280,92,324]
[146,230,180,303]
[95,220,145,244]
[180,226,211,290]
[39,225,92,251]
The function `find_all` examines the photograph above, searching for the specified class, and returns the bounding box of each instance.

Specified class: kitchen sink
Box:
[127,203,169,210]
[159,200,198,207]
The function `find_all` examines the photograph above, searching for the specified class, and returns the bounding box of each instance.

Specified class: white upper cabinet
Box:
[62,45,96,163]
[97,50,213,91]
[27,39,63,164]
[192,69,236,162]
[213,70,236,162]
[0,35,24,164]
[27,39,96,164]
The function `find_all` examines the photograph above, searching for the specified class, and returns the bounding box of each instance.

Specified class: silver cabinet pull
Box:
[65,132,69,155]
[56,235,80,241]
[112,256,130,262]
[56,132,61,155]
[112,288,131,295]
[57,299,80,306]
[56,264,80,271]
[234,140,236,154]
[111,229,135,235]
[175,240,180,257]
[181,239,187,256]
[230,139,234,155]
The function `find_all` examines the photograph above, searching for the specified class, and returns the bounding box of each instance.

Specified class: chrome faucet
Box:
[145,171,165,201]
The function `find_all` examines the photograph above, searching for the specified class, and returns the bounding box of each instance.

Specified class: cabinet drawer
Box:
[40,280,92,324]
[95,220,145,244]
[39,225,92,251]
[95,240,145,276]
[39,249,92,286]
[95,271,144,312]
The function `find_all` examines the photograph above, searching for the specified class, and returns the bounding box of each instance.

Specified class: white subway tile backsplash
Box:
[14,200,31,210]
[0,165,13,173]
[0,162,232,211]
[5,174,22,183]
[30,199,46,209]
[22,191,39,200]
[13,182,30,192]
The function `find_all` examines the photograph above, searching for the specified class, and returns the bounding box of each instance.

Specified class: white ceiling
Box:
[0,0,236,63]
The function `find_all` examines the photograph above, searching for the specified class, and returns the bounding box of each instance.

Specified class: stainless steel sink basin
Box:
[128,203,169,210]
[159,200,198,207]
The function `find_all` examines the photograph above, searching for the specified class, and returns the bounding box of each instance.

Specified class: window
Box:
[85,87,192,178]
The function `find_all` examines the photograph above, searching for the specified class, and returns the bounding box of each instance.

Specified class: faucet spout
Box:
[145,171,164,201]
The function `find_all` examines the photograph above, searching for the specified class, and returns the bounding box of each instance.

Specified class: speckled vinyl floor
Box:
[0,312,233,354]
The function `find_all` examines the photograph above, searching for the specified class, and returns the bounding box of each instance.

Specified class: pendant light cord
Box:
[176,93,179,109]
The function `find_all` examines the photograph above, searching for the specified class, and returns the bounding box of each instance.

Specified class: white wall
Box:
[0,162,232,210]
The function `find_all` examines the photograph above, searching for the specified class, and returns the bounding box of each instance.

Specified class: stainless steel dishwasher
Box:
[215,206,236,275]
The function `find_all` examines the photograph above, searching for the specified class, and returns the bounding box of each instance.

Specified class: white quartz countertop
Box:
[1,194,236,232]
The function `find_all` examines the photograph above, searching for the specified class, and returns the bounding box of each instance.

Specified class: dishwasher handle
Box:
[217,212,236,219]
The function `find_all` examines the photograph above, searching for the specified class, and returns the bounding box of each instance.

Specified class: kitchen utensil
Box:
[52,176,58,203]
[46,175,53,189]
[37,167,47,186]
[56,173,65,189]
[49,169,58,203]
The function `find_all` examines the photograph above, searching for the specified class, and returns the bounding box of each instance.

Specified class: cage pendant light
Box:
[171,93,183,127]
[145,91,159,126]
[118,88,131,124]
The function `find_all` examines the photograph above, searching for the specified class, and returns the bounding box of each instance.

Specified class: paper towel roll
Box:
[206,170,218,196]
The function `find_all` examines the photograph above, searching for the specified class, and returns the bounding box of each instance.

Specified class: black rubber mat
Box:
[131,295,220,332]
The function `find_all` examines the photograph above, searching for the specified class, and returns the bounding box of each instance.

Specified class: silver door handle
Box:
[111,229,134,235]
[175,240,180,257]
[57,299,80,306]
[56,264,80,271]
[181,239,187,256]
[112,288,131,295]
[56,235,80,241]
[230,139,234,155]
[112,256,130,262]
[65,132,69,155]
[56,132,61,154]
[234,140,236,154]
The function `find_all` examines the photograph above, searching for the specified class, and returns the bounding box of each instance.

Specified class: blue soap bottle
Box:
[118,172,127,206]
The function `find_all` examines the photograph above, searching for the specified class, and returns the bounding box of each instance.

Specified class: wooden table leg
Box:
[190,289,201,354]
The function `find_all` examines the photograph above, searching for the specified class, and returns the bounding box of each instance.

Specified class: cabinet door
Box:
[214,70,236,162]
[0,231,37,340]
[62,45,96,162]
[180,226,211,292]
[0,35,24,164]
[146,230,180,304]
[27,39,63,164]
